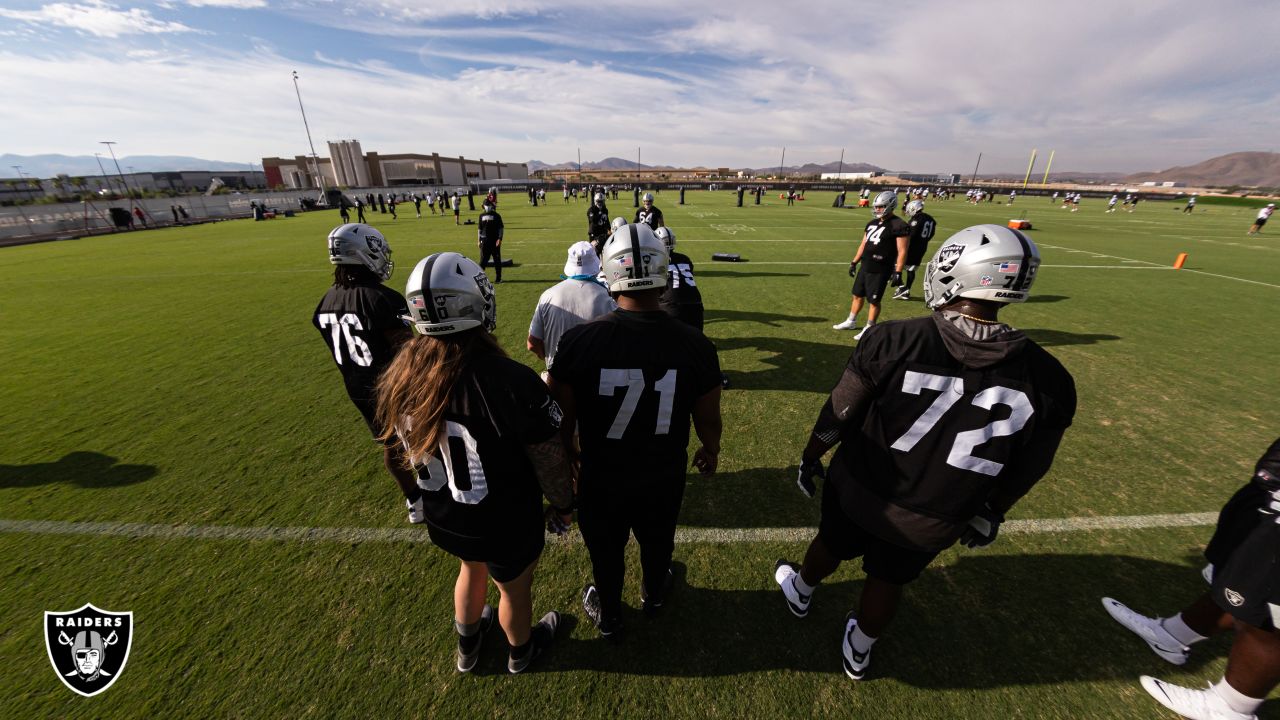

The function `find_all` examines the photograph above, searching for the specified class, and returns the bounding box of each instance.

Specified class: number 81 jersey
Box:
[835,315,1076,549]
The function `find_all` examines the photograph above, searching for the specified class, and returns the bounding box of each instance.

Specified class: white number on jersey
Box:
[889,370,1035,477]
[920,220,935,241]
[866,226,887,246]
[599,368,678,439]
[414,421,489,504]
[317,312,373,366]
[667,263,697,289]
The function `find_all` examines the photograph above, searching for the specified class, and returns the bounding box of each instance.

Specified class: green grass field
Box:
[2,190,1278,718]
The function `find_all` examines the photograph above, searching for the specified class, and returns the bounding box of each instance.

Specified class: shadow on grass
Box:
[520,553,1232,683]
[696,270,809,279]
[0,452,158,489]
[1022,329,1122,347]
[1026,294,1070,303]
[714,336,851,392]
[680,466,816,528]
[705,309,827,326]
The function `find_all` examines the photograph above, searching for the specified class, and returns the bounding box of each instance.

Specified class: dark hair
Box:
[334,264,381,288]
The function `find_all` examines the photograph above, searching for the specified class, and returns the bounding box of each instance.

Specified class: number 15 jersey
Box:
[550,310,721,486]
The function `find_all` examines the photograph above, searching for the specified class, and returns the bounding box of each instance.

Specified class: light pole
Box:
[93,152,113,196]
[291,71,326,193]
[100,141,134,203]
[11,165,34,201]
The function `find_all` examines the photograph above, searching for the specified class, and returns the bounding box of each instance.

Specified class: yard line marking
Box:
[0,512,1218,546]
[1036,242,1280,289]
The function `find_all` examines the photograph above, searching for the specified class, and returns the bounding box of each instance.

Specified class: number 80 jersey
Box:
[833,315,1076,550]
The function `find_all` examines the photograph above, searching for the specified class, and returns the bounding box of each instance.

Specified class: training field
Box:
[2,189,1278,718]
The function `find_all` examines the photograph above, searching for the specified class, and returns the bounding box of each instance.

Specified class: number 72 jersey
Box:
[839,316,1076,530]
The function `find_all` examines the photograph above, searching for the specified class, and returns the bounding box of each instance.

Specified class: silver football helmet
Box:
[654,226,676,252]
[924,224,1040,309]
[404,252,496,335]
[611,216,628,233]
[904,199,924,218]
[601,222,668,293]
[642,192,654,205]
[328,223,393,280]
[594,192,605,205]
[872,191,897,219]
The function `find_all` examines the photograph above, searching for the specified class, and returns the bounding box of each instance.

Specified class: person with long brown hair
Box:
[376,251,574,675]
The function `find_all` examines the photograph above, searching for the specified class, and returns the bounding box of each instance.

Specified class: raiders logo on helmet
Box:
[933,243,965,274]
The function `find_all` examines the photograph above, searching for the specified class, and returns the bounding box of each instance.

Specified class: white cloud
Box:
[184,0,267,8]
[0,1,195,38]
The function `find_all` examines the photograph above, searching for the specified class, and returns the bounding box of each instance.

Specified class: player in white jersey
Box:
[1249,204,1274,235]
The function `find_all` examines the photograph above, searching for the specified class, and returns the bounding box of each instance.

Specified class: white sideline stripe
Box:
[0,513,1217,546]
[520,261,1173,269]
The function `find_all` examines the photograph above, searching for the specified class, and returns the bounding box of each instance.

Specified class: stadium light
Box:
[100,141,136,205]
[291,71,327,194]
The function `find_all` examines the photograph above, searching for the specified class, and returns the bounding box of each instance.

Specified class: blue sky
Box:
[2,0,1278,173]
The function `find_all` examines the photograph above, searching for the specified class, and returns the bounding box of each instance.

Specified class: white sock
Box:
[1212,678,1264,715]
[1163,614,1207,646]
[793,575,815,596]
[850,624,877,653]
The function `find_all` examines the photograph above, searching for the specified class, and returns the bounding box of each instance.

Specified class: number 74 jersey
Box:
[833,315,1076,550]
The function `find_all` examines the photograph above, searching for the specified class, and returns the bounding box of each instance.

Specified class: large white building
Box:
[262,141,529,190]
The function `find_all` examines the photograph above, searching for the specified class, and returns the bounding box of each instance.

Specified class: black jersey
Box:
[313,283,409,401]
[409,354,561,542]
[634,205,665,229]
[830,314,1076,550]
[587,204,610,238]
[660,251,703,311]
[861,215,910,272]
[478,209,504,245]
[907,211,937,250]
[550,310,721,488]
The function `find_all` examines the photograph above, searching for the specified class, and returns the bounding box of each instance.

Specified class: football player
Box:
[655,227,704,331]
[892,199,937,301]
[777,224,1076,681]
[528,241,616,373]
[376,252,573,675]
[635,192,665,230]
[477,201,505,283]
[587,192,611,254]
[833,191,909,339]
[550,223,723,642]
[313,223,417,506]
[1102,438,1280,720]
[1185,194,1197,213]
[1248,204,1274,235]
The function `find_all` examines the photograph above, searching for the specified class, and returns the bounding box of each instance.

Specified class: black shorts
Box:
[1204,484,1280,630]
[852,270,891,303]
[1256,218,1267,227]
[426,523,545,584]
[818,479,940,585]
[349,393,392,444]
[905,242,929,267]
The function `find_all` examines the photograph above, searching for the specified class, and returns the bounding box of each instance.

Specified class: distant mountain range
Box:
[1124,151,1280,187]
[528,157,886,176]
[1,154,256,178]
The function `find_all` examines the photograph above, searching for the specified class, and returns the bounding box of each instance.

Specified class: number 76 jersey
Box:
[834,315,1076,547]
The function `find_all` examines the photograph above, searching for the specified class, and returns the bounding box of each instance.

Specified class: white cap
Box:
[563,241,601,277]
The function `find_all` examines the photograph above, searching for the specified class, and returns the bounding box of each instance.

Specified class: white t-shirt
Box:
[528,279,616,369]
[1258,207,1273,220]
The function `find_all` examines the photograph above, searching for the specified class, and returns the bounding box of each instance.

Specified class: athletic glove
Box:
[796,457,825,499]
[406,490,426,525]
[959,503,1004,548]
[545,505,573,537]
[889,271,903,286]
[848,261,859,278]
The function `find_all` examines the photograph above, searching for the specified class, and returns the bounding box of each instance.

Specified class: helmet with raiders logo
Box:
[642,192,654,205]
[404,252,496,335]
[654,226,676,252]
[328,223,393,280]
[904,199,924,218]
[924,224,1040,309]
[594,192,605,205]
[611,216,628,233]
[601,222,668,293]
[872,190,897,219]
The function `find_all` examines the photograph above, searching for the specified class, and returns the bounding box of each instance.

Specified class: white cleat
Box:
[1140,676,1257,720]
[773,560,810,618]
[841,613,872,680]
[1101,597,1190,665]
[853,326,871,340]
[832,318,858,330]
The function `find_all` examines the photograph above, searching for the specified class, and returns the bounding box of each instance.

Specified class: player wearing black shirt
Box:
[551,223,723,641]
[634,192,665,230]
[477,201,505,282]
[313,223,417,497]
[655,227,703,330]
[777,224,1076,681]
[377,251,573,675]
[587,193,611,253]
[893,199,938,301]
[833,191,910,339]
[1102,438,1280,720]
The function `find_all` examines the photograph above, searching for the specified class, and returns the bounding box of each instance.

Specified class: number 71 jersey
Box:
[838,315,1076,540]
